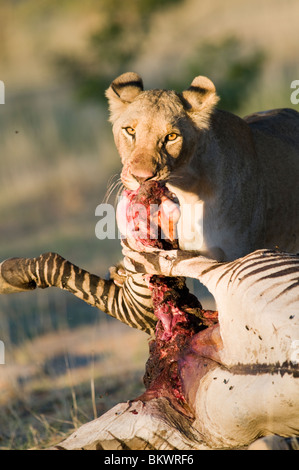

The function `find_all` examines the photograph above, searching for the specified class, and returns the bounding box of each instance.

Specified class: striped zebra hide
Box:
[122,245,299,449]
[54,247,299,450]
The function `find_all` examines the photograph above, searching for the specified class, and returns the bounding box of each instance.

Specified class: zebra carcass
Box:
[48,247,299,450]
[0,252,298,450]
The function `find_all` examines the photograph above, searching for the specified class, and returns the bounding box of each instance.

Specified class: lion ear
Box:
[182,76,219,125]
[106,72,144,123]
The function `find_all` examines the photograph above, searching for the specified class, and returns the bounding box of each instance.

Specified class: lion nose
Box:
[131,169,155,184]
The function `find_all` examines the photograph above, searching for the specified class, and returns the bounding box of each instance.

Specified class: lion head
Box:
[106,72,219,191]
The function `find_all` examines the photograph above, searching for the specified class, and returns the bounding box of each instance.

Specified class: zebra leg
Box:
[0,253,156,335]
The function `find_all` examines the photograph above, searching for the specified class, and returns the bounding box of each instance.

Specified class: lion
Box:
[106,72,299,261]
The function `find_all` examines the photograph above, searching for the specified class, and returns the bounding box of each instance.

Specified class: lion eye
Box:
[165,133,178,142]
[124,127,136,136]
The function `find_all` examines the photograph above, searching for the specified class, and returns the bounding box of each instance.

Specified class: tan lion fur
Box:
[106,72,299,261]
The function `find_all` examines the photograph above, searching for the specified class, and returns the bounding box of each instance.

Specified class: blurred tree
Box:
[55,0,265,115]
[166,36,266,113]
[55,0,184,102]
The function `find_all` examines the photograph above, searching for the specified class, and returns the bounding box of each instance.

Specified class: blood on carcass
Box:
[121,181,219,416]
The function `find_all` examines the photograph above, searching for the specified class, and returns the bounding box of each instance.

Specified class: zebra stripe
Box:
[181,249,299,369]
[0,252,156,336]
[217,250,299,300]
[2,248,298,343]
[122,246,299,368]
[117,276,156,334]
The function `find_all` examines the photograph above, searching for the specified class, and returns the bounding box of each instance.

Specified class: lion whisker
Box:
[103,174,123,204]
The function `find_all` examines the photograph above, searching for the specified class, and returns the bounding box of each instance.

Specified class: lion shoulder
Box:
[244,108,299,144]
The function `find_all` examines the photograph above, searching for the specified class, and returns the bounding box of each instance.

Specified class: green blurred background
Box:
[0,0,298,449]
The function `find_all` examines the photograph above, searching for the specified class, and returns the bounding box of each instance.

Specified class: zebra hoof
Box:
[0,259,36,294]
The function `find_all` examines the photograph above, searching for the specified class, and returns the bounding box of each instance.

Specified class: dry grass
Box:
[0,320,149,449]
